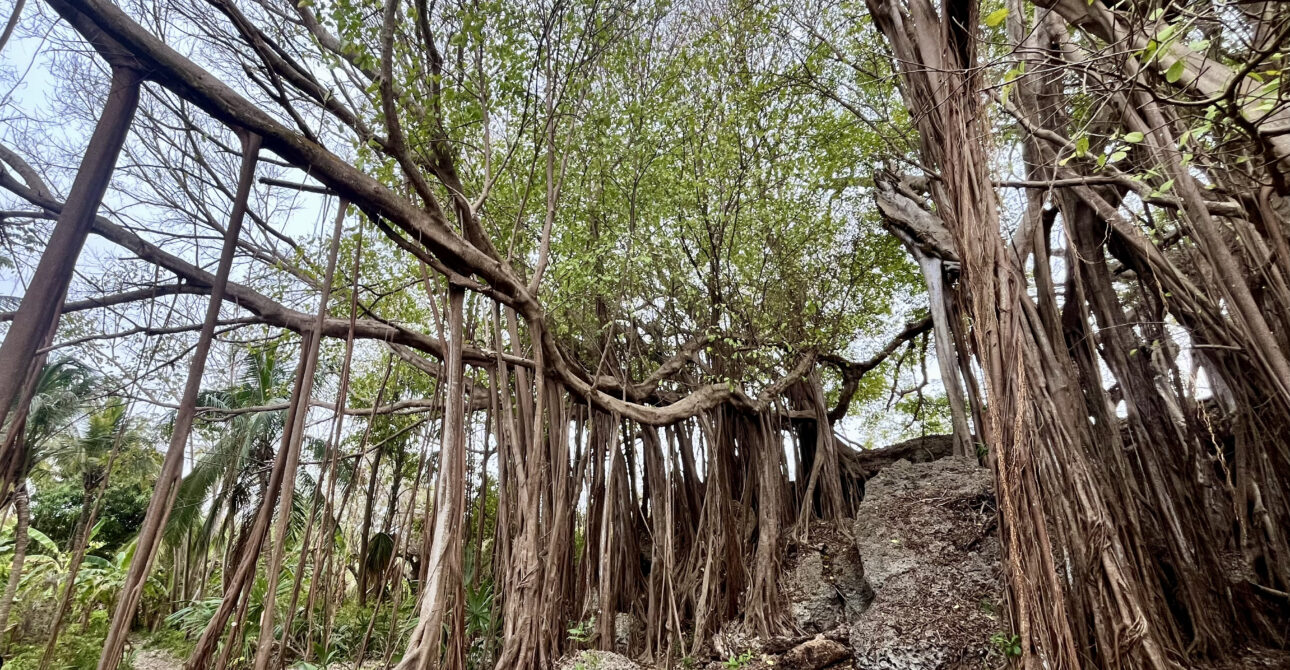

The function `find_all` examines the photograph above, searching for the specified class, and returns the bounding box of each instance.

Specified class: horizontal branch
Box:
[0,283,207,322]
[0,159,527,369]
[258,176,334,195]
[137,395,488,418]
[41,317,259,352]
[821,315,933,423]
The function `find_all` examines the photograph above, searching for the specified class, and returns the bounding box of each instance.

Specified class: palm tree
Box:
[165,344,291,594]
[0,358,96,648]
[42,400,153,552]
[36,397,155,670]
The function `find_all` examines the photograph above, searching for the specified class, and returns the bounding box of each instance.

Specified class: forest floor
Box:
[1201,648,1290,669]
[129,636,182,670]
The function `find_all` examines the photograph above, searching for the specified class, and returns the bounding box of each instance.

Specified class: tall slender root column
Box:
[251,198,349,670]
[96,133,262,670]
[0,66,142,494]
[397,282,468,670]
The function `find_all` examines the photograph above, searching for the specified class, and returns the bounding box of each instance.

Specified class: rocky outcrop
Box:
[586,449,1003,670]
[782,523,873,634]
[841,434,955,481]
[699,454,1001,670]
[848,457,1000,670]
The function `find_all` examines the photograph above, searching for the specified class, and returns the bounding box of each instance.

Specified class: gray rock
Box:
[615,611,642,654]
[782,524,874,633]
[848,457,1001,670]
[780,637,852,669]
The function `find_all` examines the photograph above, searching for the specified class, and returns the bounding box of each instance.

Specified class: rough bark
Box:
[0,484,29,650]
[396,283,467,670]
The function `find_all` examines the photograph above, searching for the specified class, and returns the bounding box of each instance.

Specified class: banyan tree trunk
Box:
[863,0,1211,667]
[396,282,468,670]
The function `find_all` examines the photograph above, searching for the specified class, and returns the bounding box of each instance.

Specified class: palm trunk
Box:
[0,484,30,650]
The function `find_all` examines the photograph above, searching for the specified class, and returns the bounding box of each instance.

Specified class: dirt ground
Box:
[128,637,183,670]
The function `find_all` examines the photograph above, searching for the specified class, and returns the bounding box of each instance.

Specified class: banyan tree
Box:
[0,0,1287,668]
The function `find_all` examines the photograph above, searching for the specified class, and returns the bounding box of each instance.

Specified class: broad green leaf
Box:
[28,528,59,556]
[1075,135,1090,156]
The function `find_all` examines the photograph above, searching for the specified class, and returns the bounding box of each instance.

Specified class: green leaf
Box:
[1108,150,1128,163]
[1074,135,1090,157]
[28,528,59,556]
[1166,60,1185,83]
[1124,131,1145,143]
[1142,40,1159,62]
[985,8,1008,27]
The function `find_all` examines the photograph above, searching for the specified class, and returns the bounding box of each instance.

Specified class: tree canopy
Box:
[0,0,1287,668]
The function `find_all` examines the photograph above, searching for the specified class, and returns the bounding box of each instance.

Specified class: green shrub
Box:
[4,611,135,670]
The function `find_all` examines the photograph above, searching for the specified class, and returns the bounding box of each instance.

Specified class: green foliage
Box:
[313,0,924,431]
[31,480,151,555]
[14,359,99,470]
[27,398,159,561]
[3,611,135,670]
[990,632,1023,658]
[465,576,497,668]
[723,650,756,668]
[567,615,595,644]
[327,600,399,664]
